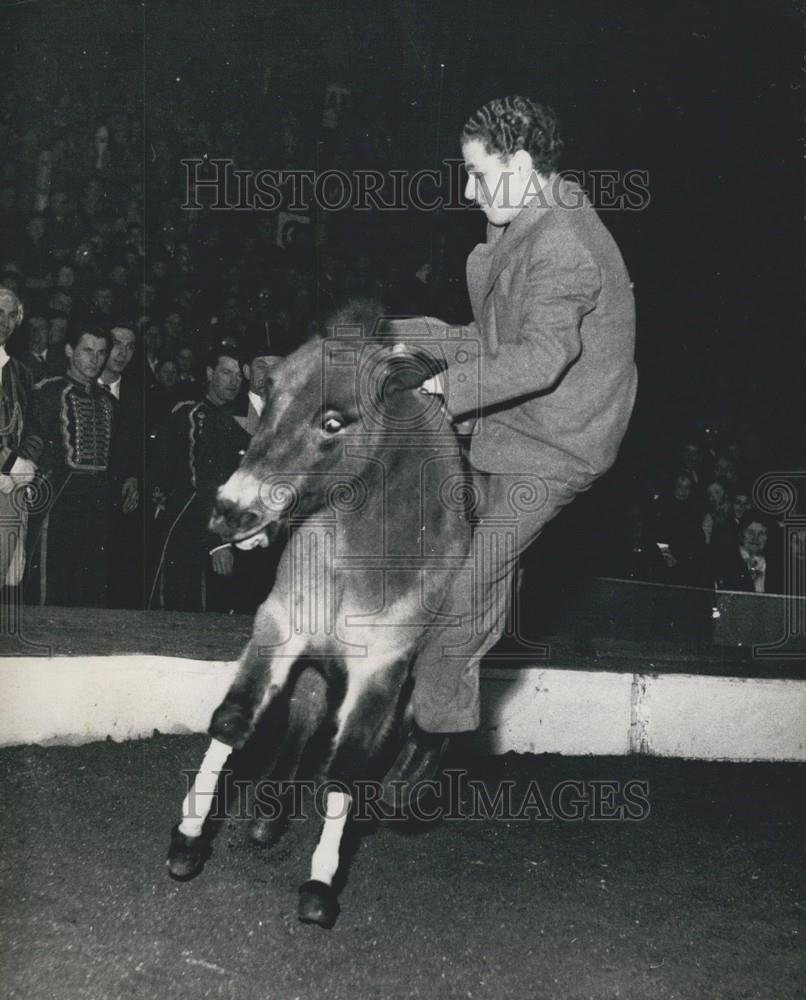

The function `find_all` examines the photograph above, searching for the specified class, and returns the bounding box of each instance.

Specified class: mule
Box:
[166,303,473,927]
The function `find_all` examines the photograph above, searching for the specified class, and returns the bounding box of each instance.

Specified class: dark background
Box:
[3,0,802,460]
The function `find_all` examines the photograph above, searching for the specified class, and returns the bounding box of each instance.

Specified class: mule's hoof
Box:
[209,702,253,748]
[167,824,208,881]
[247,817,282,847]
[298,880,340,928]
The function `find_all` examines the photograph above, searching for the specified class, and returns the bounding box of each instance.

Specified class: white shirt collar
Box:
[248,390,264,417]
[99,375,121,399]
[0,345,9,370]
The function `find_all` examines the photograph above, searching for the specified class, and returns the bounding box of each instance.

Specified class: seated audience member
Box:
[652,471,707,584]
[700,479,732,546]
[711,483,753,555]
[26,324,133,606]
[99,324,144,607]
[146,357,180,436]
[176,344,200,395]
[15,314,56,382]
[715,512,782,594]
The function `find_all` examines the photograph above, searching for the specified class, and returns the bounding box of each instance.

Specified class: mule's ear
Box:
[383,343,448,392]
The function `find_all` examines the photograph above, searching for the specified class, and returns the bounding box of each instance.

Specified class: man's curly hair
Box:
[461,96,564,174]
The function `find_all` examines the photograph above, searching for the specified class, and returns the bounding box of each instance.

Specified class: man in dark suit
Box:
[403,96,637,740]
[99,324,145,607]
[0,287,43,588]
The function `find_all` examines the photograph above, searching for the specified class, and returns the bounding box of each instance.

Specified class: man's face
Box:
[56,265,74,289]
[245,354,280,397]
[733,494,751,521]
[207,355,243,405]
[66,333,109,383]
[51,291,73,315]
[93,288,113,312]
[157,361,178,389]
[49,317,68,345]
[462,138,537,226]
[673,475,692,501]
[28,317,48,353]
[742,521,768,558]
[177,347,194,373]
[0,290,22,345]
[105,327,136,377]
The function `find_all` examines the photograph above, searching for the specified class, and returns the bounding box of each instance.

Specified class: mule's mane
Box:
[324,298,390,340]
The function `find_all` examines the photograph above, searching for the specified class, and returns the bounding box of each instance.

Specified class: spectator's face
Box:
[706,482,726,510]
[176,347,194,373]
[49,317,68,345]
[66,333,108,383]
[680,444,701,470]
[733,493,751,521]
[207,356,243,405]
[164,313,182,335]
[56,265,74,289]
[741,521,768,557]
[246,355,279,397]
[673,474,692,501]
[105,327,136,376]
[93,288,113,312]
[0,289,22,345]
[28,317,48,352]
[26,217,45,241]
[713,457,736,484]
[110,265,128,287]
[50,292,73,315]
[157,362,178,389]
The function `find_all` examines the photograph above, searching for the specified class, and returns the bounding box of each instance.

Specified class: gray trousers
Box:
[412,470,578,732]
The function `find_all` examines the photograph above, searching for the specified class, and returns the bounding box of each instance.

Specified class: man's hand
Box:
[211,546,234,576]
[122,477,139,513]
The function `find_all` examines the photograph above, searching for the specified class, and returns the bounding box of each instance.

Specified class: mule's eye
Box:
[322,413,344,434]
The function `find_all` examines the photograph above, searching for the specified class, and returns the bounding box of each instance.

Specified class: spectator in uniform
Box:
[147,345,249,611]
[26,324,131,606]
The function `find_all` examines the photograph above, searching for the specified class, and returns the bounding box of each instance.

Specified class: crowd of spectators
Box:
[0,81,799,615]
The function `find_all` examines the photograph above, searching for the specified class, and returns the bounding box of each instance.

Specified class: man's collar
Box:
[248,390,265,416]
[0,345,10,369]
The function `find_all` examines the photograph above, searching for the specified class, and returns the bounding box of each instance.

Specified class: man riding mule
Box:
[167,95,636,927]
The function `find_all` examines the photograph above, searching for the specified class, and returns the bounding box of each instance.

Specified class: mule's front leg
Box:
[168,635,300,880]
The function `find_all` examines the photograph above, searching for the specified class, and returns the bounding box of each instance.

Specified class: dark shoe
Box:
[381,726,448,809]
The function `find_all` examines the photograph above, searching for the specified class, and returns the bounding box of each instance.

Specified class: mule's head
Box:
[209,308,449,545]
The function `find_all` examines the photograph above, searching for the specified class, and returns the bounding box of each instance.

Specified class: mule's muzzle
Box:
[209,497,263,540]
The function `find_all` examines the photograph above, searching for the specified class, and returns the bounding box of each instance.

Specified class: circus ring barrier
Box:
[0,580,804,761]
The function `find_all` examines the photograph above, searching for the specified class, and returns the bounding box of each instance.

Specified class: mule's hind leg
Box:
[298,658,406,927]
